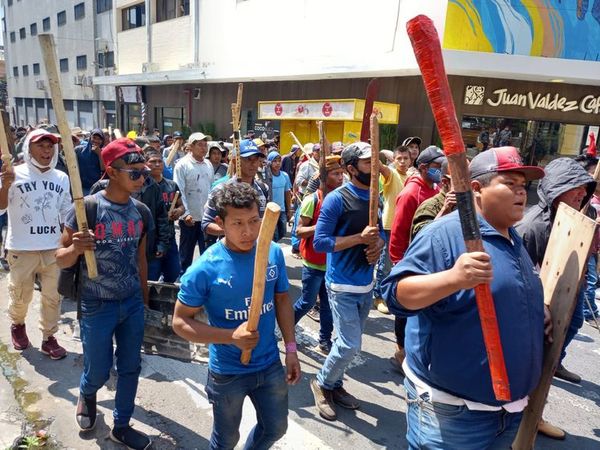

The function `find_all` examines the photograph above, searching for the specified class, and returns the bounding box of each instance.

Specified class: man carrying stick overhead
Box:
[0,129,72,359]
[382,148,552,449]
[310,142,385,421]
[173,182,300,450]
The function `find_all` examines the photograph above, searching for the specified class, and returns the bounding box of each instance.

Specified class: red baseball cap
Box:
[101,138,144,167]
[469,146,545,182]
[29,129,59,144]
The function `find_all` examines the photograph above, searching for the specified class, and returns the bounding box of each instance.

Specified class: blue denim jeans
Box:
[404,377,522,450]
[373,230,391,299]
[148,238,181,282]
[584,254,599,320]
[290,207,301,252]
[317,287,371,390]
[293,266,332,347]
[79,295,145,428]
[273,214,288,243]
[561,286,585,363]
[179,220,205,275]
[205,361,288,450]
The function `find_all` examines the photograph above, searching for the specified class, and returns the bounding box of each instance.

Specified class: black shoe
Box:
[110,425,151,449]
[307,306,320,322]
[76,394,97,431]
[315,342,331,356]
[554,364,581,384]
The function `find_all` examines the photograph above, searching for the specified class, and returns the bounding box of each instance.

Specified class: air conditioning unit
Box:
[193,88,201,100]
[82,76,94,87]
[35,80,45,90]
[73,75,84,85]
[142,62,159,73]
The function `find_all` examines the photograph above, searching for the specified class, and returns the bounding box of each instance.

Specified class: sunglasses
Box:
[115,167,151,181]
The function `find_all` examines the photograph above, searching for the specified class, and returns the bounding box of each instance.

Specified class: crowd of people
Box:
[0,122,598,449]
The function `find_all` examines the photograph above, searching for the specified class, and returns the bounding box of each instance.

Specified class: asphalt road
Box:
[0,239,599,449]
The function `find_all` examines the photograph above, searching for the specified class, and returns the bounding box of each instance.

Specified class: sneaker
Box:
[554,364,581,384]
[11,323,30,350]
[310,378,336,421]
[374,298,390,314]
[332,386,360,410]
[314,342,331,356]
[307,306,320,322]
[110,425,151,449]
[538,418,566,440]
[76,394,97,431]
[41,336,67,360]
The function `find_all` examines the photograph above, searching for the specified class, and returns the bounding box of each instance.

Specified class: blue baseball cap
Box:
[239,139,264,158]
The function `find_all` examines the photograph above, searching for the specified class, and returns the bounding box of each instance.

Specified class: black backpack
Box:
[57,196,150,318]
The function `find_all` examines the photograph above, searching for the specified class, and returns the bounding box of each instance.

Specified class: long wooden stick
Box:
[0,110,13,170]
[317,121,331,196]
[369,113,380,228]
[289,132,313,159]
[165,138,182,167]
[231,83,244,177]
[512,204,596,449]
[168,191,180,215]
[39,34,97,278]
[240,202,281,365]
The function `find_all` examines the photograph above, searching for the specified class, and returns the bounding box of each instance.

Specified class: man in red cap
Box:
[0,129,72,360]
[56,138,153,449]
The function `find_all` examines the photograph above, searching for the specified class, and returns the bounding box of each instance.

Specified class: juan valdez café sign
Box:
[464,85,600,115]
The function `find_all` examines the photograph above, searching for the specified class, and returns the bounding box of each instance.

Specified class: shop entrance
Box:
[461,115,594,166]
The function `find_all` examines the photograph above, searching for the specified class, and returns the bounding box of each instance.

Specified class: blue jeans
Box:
[79,295,145,428]
[561,287,585,363]
[373,230,391,299]
[404,377,522,450]
[179,220,205,275]
[205,362,288,450]
[273,214,288,243]
[293,266,332,347]
[584,254,599,320]
[148,238,181,282]
[317,287,371,390]
[290,208,301,252]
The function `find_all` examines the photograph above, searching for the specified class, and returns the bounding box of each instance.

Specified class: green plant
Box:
[17,435,42,449]
[194,121,217,139]
[380,124,397,150]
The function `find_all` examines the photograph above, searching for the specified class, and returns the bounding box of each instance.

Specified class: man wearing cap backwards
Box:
[202,139,269,240]
[281,144,301,184]
[56,138,154,449]
[382,147,551,449]
[402,136,422,177]
[174,132,214,274]
[309,142,385,421]
[388,146,446,372]
[0,129,72,360]
[515,155,596,440]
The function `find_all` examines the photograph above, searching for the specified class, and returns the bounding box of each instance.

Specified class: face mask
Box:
[427,167,442,184]
[354,167,371,186]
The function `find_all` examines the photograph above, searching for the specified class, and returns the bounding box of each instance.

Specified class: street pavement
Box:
[0,239,599,449]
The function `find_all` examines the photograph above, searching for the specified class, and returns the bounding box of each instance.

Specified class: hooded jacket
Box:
[0,129,72,250]
[516,158,596,266]
[75,128,105,191]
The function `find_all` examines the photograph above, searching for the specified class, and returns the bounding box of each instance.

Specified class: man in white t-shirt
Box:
[0,129,72,359]
[173,132,214,274]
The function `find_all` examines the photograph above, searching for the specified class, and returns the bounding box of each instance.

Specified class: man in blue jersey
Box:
[309,142,384,421]
[173,182,300,450]
[382,147,553,449]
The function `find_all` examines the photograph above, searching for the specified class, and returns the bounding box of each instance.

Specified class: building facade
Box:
[95,0,599,159]
[2,0,116,129]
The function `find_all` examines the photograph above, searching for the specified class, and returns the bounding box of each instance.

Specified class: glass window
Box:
[74,2,85,20]
[57,11,66,27]
[59,58,69,73]
[19,27,25,39]
[121,3,145,31]
[156,0,190,22]
[76,55,87,70]
[43,17,50,31]
[9,32,15,43]
[22,65,28,76]
[7,0,13,6]
[30,23,37,36]
[13,66,18,77]
[97,51,115,68]
[97,0,112,14]
[33,63,40,75]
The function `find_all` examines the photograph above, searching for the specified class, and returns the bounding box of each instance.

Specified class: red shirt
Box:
[389,175,439,264]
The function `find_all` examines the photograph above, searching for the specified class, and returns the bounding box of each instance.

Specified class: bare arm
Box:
[274,291,301,384]
[0,168,15,211]
[55,226,95,268]
[295,215,316,239]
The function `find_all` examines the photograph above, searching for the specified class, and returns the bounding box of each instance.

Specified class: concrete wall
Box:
[117,27,147,74]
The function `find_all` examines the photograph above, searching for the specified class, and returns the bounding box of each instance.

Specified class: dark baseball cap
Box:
[402,136,422,147]
[416,145,446,165]
[341,142,371,166]
[173,131,184,138]
[469,146,545,181]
